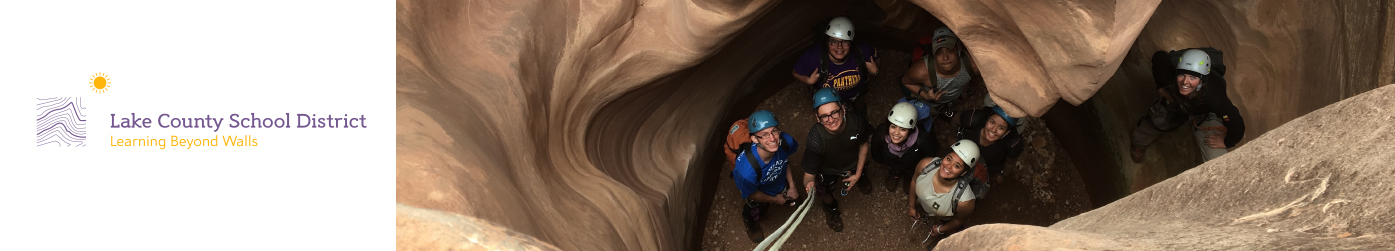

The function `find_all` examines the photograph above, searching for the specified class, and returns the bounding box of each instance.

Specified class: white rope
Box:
[770,191,815,250]
[752,190,815,251]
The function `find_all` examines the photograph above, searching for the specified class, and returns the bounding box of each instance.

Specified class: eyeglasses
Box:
[817,109,843,123]
[827,39,851,47]
[755,128,782,140]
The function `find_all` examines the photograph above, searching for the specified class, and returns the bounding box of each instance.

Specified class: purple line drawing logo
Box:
[37,97,87,147]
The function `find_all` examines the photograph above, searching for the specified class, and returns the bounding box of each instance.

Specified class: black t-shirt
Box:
[956,108,1023,176]
[804,110,872,175]
[870,121,939,173]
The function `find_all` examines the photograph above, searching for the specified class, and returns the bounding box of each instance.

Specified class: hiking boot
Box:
[824,203,844,232]
[884,173,901,192]
[1130,144,1147,163]
[744,220,764,243]
[858,178,874,195]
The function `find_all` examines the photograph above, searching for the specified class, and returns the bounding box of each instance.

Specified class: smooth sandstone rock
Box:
[913,0,1161,117]
[396,0,1391,249]
[937,85,1395,250]
[397,204,560,251]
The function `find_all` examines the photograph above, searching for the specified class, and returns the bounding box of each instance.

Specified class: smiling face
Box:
[888,124,911,144]
[939,152,968,179]
[1176,73,1202,96]
[934,47,960,74]
[816,102,844,132]
[827,38,850,62]
[981,115,1009,143]
[749,127,782,153]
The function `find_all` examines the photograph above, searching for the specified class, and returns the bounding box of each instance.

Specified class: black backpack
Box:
[949,168,988,216]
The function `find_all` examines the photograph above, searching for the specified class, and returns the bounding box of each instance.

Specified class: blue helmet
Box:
[990,106,1019,125]
[812,88,841,109]
[748,110,780,134]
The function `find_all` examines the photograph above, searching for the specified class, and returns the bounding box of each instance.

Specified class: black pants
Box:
[742,200,769,224]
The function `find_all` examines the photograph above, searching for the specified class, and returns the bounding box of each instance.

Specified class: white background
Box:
[0,1,390,250]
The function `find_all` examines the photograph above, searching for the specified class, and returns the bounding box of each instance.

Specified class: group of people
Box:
[725,16,1247,248]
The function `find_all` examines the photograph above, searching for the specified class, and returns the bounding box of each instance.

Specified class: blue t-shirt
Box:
[733,132,800,200]
[793,41,878,99]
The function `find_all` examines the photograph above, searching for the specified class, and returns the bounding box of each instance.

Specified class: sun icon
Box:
[90,72,111,94]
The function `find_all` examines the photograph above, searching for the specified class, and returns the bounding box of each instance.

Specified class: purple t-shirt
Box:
[793,41,878,99]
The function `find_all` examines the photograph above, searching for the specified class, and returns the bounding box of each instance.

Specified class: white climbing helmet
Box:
[826,17,855,41]
[1176,49,1211,76]
[950,139,980,168]
[888,102,918,129]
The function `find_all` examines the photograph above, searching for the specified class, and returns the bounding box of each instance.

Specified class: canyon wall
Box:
[395,0,1391,249]
[937,85,1395,250]
[1085,0,1394,195]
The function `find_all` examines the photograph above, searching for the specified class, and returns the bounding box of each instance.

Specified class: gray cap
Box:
[931,27,959,53]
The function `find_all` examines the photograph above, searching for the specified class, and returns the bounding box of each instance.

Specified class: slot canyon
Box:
[395,0,1394,250]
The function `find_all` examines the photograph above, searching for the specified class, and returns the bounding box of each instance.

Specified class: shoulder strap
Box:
[743,135,791,181]
[744,148,763,181]
[949,179,969,215]
[817,45,831,87]
[851,44,867,77]
[923,54,934,81]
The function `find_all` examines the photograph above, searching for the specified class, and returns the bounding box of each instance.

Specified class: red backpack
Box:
[723,119,752,174]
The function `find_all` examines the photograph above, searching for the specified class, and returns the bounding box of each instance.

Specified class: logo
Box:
[37,97,87,147]
[90,72,111,94]
[729,124,739,135]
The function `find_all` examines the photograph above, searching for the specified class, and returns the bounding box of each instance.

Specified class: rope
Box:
[753,190,816,251]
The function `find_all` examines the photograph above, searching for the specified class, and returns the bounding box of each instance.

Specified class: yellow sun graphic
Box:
[90,72,111,94]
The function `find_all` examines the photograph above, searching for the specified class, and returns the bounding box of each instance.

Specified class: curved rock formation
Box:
[396,0,786,249]
[397,204,560,250]
[936,85,1395,250]
[913,0,1161,117]
[396,0,1390,249]
[1074,0,1395,197]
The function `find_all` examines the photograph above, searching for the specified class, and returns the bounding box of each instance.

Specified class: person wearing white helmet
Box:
[870,102,940,192]
[792,16,880,117]
[908,139,981,247]
[901,27,979,119]
[1130,48,1246,163]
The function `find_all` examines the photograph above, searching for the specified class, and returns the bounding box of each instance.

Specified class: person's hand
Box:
[842,173,861,189]
[908,205,920,220]
[773,194,788,206]
[805,181,816,194]
[806,71,822,85]
[921,89,947,101]
[784,187,799,201]
[1205,133,1227,149]
[929,225,943,237]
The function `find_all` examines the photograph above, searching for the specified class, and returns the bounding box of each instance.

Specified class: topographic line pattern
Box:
[36,97,87,147]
